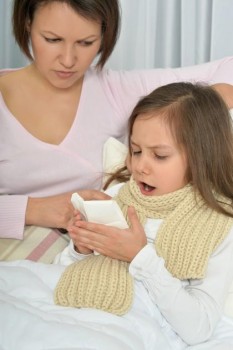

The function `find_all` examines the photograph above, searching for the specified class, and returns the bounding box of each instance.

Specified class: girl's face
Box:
[130,113,188,196]
[29,2,102,89]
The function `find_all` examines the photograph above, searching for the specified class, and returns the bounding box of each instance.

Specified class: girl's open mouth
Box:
[139,182,156,195]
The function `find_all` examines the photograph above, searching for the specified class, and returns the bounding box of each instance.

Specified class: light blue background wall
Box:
[1,0,233,70]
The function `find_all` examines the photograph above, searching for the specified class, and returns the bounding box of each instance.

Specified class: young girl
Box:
[55,82,233,348]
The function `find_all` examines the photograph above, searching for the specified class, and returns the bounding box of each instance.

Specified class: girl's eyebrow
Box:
[130,140,172,150]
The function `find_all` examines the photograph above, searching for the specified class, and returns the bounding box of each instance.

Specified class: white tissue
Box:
[71,193,129,255]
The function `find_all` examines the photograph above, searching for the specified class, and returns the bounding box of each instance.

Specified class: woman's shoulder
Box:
[0,68,20,87]
[0,67,27,97]
[0,67,23,80]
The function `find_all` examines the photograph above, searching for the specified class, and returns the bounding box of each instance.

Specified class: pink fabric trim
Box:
[26,230,60,261]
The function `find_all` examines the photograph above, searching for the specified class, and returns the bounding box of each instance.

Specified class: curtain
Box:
[1,0,233,70]
[0,0,29,69]
[107,0,233,69]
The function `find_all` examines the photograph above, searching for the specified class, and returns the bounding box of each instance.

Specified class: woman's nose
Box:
[60,45,77,68]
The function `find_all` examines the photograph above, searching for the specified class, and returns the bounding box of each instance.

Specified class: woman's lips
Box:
[55,71,75,79]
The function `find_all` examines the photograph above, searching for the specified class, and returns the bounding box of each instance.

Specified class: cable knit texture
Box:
[115,177,233,279]
[54,254,133,315]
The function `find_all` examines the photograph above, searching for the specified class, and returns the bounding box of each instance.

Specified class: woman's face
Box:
[29,2,102,89]
[130,113,188,196]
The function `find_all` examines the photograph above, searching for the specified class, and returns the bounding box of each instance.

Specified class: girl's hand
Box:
[25,190,110,229]
[68,212,93,255]
[69,206,147,262]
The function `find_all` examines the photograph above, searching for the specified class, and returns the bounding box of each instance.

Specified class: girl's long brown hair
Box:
[105,82,233,217]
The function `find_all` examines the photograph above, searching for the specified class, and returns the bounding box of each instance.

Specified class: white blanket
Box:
[0,260,233,350]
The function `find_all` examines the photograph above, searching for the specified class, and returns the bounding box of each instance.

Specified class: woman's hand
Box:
[68,206,147,262]
[25,190,110,230]
[78,189,111,201]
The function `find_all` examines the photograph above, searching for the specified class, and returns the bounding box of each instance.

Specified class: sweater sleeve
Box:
[0,195,28,239]
[129,228,233,345]
[54,239,92,265]
[101,56,233,125]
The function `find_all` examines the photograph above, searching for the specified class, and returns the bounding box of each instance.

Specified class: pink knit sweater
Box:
[1,57,233,238]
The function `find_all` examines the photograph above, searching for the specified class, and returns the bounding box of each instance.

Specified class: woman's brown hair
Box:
[106,82,233,217]
[12,0,121,69]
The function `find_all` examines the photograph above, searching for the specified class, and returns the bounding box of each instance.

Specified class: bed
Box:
[0,258,233,350]
[1,135,233,350]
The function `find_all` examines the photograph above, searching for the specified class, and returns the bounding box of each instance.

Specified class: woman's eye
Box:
[45,37,60,43]
[78,41,94,47]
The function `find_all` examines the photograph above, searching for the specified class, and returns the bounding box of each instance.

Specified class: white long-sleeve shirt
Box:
[56,183,233,346]
[1,56,233,239]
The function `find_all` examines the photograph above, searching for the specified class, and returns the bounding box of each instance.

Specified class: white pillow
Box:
[102,137,128,188]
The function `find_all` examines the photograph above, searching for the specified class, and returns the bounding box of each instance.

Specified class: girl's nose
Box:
[135,156,150,175]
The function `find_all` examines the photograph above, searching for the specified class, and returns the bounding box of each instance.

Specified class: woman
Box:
[1,0,233,239]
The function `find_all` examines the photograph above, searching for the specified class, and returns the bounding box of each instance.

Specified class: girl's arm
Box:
[129,228,233,345]
[53,238,93,265]
[67,203,233,345]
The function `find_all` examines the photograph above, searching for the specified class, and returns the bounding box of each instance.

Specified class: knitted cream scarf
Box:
[54,254,133,315]
[115,177,233,279]
[54,177,233,315]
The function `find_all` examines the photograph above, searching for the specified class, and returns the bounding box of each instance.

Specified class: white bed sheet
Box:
[0,260,233,350]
